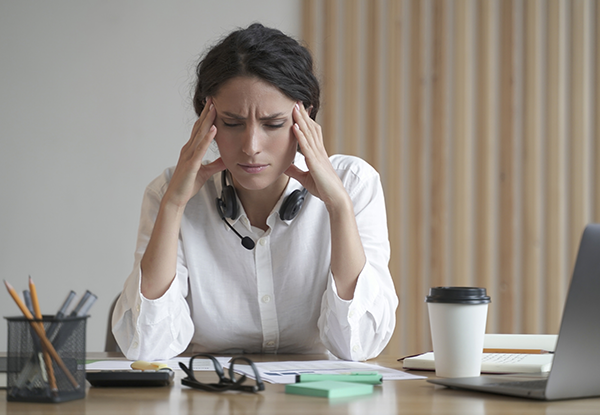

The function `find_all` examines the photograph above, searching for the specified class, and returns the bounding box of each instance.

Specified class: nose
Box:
[241,125,261,156]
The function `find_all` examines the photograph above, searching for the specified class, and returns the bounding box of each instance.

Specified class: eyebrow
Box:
[220,111,289,121]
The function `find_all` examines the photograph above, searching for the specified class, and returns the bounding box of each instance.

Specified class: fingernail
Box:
[209,104,214,111]
[295,103,300,111]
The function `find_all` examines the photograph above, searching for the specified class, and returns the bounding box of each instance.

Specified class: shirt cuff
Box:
[328,262,381,324]
[136,268,182,326]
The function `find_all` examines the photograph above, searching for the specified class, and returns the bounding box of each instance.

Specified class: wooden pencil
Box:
[29,276,58,392]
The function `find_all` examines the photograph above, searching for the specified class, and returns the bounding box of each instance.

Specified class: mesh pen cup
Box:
[5,315,87,403]
[426,287,491,378]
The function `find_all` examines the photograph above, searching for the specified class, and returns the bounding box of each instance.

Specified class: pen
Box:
[29,277,58,393]
[483,348,553,355]
[52,290,97,351]
[23,290,34,314]
[46,290,77,341]
[69,291,92,317]
[4,280,80,389]
[56,290,77,319]
[75,291,97,317]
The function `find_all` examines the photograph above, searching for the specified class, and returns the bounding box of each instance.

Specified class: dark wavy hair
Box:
[193,23,320,120]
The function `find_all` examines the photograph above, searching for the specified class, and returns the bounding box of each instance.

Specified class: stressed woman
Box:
[112,23,398,361]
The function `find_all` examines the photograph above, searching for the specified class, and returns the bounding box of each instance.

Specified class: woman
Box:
[112,23,398,361]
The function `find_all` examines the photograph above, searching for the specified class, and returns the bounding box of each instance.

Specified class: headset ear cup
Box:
[279,188,307,221]
[221,186,238,219]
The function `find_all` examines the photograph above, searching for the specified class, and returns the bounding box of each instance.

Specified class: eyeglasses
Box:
[179,353,265,393]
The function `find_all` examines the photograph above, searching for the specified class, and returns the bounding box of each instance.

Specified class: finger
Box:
[188,97,213,139]
[284,163,307,184]
[293,117,323,162]
[189,103,216,149]
[293,103,321,151]
[199,157,226,181]
[193,124,217,159]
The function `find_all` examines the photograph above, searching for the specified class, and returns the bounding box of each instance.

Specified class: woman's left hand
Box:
[285,102,348,211]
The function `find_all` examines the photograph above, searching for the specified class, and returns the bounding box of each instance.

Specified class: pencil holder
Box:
[5,315,87,403]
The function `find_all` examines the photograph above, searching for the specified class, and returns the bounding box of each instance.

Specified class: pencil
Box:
[4,280,80,389]
[483,348,553,354]
[29,277,58,392]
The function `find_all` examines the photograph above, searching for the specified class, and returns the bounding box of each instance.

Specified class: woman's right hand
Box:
[162,97,226,209]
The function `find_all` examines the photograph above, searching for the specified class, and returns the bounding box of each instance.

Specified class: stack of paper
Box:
[230,360,425,385]
[402,334,557,374]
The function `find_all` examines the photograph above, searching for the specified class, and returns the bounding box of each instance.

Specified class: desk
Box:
[2,352,600,414]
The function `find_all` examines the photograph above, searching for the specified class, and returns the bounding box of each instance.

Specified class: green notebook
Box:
[285,380,374,398]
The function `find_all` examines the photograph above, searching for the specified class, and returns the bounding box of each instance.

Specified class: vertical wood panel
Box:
[343,0,360,156]
[451,0,469,287]
[513,0,525,334]
[322,0,338,153]
[385,0,403,356]
[303,0,600,356]
[522,0,544,334]
[482,0,501,333]
[430,0,449,290]
[571,1,586,266]
[301,0,317,54]
[498,0,516,333]
[545,0,564,334]
[404,0,423,355]
[584,1,596,224]
[365,0,381,170]
[596,1,600,223]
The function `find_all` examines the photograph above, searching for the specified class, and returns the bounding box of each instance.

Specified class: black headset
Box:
[216,170,308,250]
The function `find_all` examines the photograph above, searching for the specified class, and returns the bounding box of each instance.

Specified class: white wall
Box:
[0,1,300,352]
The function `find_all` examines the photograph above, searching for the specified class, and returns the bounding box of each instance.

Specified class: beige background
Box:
[303,0,600,356]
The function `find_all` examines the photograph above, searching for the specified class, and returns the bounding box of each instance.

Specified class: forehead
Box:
[213,76,294,114]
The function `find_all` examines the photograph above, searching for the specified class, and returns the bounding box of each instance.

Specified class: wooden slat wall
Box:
[302,0,600,357]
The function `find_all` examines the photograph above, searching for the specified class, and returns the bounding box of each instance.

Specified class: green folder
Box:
[285,380,374,398]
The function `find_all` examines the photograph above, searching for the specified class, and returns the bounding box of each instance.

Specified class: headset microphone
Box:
[215,170,306,251]
[215,199,256,250]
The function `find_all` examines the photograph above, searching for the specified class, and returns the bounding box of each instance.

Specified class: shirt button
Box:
[132,341,139,349]
[352,345,360,353]
[261,295,271,303]
[242,217,249,225]
[259,238,267,246]
[349,310,355,318]
[266,341,275,347]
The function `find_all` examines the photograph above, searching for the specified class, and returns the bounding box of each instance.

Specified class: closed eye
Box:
[223,121,243,128]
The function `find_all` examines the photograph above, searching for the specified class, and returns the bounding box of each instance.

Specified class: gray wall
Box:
[0,1,300,352]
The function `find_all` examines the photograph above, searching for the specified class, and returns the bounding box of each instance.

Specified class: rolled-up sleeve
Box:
[317,157,398,361]
[111,173,194,361]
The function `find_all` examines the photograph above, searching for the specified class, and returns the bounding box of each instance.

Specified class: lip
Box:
[238,163,269,174]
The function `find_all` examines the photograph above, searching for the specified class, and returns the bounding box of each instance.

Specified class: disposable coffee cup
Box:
[426,287,491,378]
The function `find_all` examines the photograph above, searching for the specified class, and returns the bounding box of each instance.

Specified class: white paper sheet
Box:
[227,360,425,384]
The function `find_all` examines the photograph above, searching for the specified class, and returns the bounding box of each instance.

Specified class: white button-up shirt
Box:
[112,153,398,361]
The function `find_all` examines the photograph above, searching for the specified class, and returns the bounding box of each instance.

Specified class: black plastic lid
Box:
[425,287,491,304]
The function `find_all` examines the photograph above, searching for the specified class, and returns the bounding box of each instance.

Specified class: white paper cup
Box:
[426,287,491,378]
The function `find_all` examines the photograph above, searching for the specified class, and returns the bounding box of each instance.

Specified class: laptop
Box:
[428,223,600,400]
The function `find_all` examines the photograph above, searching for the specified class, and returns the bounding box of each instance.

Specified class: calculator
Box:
[86,370,174,387]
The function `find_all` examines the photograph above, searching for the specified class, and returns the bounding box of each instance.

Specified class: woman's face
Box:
[212,76,298,194]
